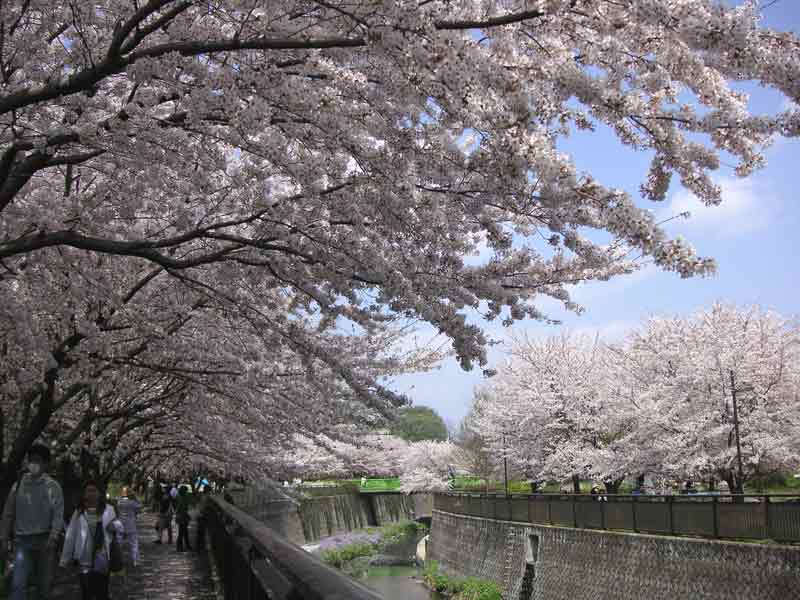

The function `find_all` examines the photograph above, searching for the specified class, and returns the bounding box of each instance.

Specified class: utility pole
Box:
[502,433,509,496]
[729,370,745,495]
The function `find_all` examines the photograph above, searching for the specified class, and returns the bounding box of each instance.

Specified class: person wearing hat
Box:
[0,443,65,600]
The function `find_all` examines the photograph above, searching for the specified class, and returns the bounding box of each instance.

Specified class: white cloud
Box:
[659,177,773,238]
[568,264,659,305]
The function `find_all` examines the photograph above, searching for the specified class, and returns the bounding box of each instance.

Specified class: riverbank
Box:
[313,520,426,578]
[307,521,501,600]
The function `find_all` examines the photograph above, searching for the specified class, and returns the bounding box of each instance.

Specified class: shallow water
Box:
[363,566,440,599]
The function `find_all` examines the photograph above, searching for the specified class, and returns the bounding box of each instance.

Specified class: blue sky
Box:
[394,2,800,427]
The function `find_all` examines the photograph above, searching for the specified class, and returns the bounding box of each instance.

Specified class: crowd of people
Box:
[0,444,205,600]
[151,481,193,551]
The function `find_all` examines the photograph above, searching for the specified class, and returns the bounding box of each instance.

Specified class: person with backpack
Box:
[60,481,123,600]
[0,444,64,600]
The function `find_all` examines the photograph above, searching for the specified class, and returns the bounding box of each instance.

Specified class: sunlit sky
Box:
[394,2,800,427]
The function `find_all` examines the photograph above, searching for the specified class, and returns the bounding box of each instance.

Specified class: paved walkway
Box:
[51,511,216,600]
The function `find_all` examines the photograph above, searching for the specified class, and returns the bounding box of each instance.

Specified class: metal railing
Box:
[205,496,383,600]
[435,492,800,542]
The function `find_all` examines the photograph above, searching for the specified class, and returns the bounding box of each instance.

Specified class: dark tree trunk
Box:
[603,477,625,495]
[722,471,745,503]
[59,459,83,521]
[572,474,581,494]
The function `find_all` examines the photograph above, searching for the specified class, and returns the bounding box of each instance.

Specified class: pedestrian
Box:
[116,488,141,567]
[151,482,163,514]
[175,486,192,552]
[195,488,210,552]
[590,484,606,501]
[0,444,64,600]
[169,483,178,501]
[155,491,173,544]
[60,481,120,600]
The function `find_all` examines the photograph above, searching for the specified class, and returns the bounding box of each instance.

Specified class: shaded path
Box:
[52,510,216,600]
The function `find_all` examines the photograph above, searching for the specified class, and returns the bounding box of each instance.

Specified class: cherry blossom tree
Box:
[274,431,410,480]
[453,398,503,492]
[0,252,437,498]
[399,440,464,493]
[473,333,627,491]
[2,1,800,489]
[475,306,800,494]
[608,304,800,493]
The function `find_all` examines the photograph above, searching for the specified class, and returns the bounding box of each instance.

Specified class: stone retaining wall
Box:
[429,509,800,600]
[234,487,415,544]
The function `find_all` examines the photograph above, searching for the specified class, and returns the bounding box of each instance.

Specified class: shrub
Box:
[379,520,426,548]
[423,561,502,600]
[320,520,425,568]
[459,578,503,600]
[320,542,377,568]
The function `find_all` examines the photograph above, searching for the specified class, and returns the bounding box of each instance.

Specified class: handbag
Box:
[108,534,124,574]
[93,518,124,574]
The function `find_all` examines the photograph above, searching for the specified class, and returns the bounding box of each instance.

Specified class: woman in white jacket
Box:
[60,482,121,600]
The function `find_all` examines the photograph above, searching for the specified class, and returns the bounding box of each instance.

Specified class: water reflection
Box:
[364,566,440,599]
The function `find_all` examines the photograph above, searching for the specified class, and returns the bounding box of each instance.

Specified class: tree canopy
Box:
[1,1,799,493]
[391,406,449,442]
[473,305,800,491]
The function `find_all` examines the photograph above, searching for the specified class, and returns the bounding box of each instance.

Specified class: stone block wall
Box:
[412,493,434,520]
[370,493,415,526]
[235,487,417,545]
[430,509,800,600]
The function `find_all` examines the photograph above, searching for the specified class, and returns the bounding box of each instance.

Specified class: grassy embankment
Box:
[422,561,502,600]
[319,520,424,568]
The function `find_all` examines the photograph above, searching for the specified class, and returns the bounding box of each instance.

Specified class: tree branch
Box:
[435,9,546,30]
[0,35,365,116]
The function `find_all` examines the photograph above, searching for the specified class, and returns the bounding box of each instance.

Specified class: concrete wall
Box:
[412,493,434,520]
[234,486,415,545]
[430,509,800,600]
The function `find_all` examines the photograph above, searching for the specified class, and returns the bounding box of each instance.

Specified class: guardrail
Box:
[205,496,383,600]
[435,492,800,542]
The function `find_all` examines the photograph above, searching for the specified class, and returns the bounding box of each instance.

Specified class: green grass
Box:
[310,474,800,497]
[452,478,566,493]
[353,478,401,491]
[423,561,502,600]
[304,478,401,492]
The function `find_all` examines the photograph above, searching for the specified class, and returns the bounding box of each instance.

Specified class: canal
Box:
[363,565,440,599]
